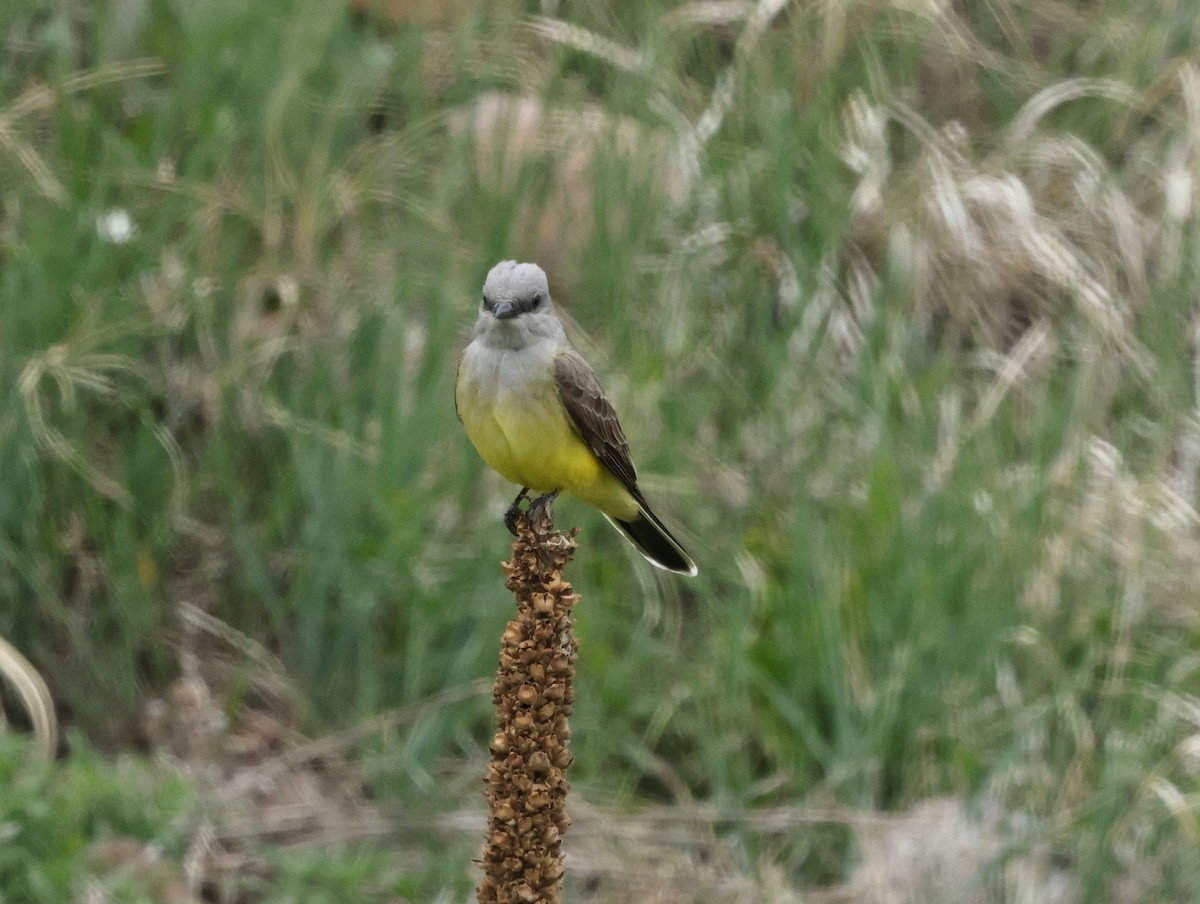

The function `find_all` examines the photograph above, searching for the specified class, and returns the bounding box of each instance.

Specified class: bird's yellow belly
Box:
[471,396,599,493]
[457,357,637,518]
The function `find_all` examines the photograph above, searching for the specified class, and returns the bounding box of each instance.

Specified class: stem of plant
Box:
[476,504,578,904]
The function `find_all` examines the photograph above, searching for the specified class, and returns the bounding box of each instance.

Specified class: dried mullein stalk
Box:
[476,504,578,904]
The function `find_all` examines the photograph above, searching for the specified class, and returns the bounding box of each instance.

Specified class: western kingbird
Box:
[456,261,697,576]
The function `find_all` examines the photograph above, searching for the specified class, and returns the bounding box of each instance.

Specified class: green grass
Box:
[3,0,1200,899]
[0,734,194,903]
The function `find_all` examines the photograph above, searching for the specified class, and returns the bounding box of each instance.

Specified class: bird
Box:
[455,260,697,576]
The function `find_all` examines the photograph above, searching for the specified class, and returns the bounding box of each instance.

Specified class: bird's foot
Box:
[504,488,530,536]
[527,491,559,526]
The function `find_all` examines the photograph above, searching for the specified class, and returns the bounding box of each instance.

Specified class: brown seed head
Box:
[478,506,577,904]
[516,684,539,706]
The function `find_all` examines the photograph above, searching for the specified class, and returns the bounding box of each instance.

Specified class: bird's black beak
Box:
[493,300,518,320]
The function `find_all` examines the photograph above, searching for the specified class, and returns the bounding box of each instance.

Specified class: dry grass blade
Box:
[838,57,1186,378]
[1006,77,1140,146]
[2,58,166,121]
[526,17,647,73]
[685,0,794,154]
[0,635,57,758]
[0,123,63,201]
[0,58,165,202]
[971,318,1054,430]
[448,91,692,279]
[842,90,891,218]
[259,679,489,776]
[1149,777,1200,846]
[17,346,145,503]
[662,0,754,30]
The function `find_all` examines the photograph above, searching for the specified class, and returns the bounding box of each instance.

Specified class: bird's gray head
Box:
[474,260,565,348]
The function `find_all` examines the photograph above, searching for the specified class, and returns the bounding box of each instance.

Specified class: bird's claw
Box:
[504,503,522,536]
[527,491,559,524]
[502,488,558,534]
[504,488,530,536]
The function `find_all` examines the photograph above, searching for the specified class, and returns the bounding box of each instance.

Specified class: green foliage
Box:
[3,0,1200,898]
[0,734,193,904]
[0,735,455,903]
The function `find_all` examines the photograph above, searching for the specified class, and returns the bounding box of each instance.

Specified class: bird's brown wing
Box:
[554,348,641,497]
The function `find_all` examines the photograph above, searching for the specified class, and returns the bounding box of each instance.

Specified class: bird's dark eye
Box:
[531,293,543,309]
[482,295,494,312]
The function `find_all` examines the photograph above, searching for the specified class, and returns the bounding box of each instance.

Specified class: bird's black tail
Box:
[606,504,697,576]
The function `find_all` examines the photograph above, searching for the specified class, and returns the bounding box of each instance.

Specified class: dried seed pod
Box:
[477,507,578,904]
[494,803,516,822]
[527,750,551,774]
[516,684,539,706]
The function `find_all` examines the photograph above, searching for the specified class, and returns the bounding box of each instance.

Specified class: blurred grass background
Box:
[3,0,1200,900]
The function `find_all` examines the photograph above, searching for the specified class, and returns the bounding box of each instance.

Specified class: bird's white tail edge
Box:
[603,507,698,576]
